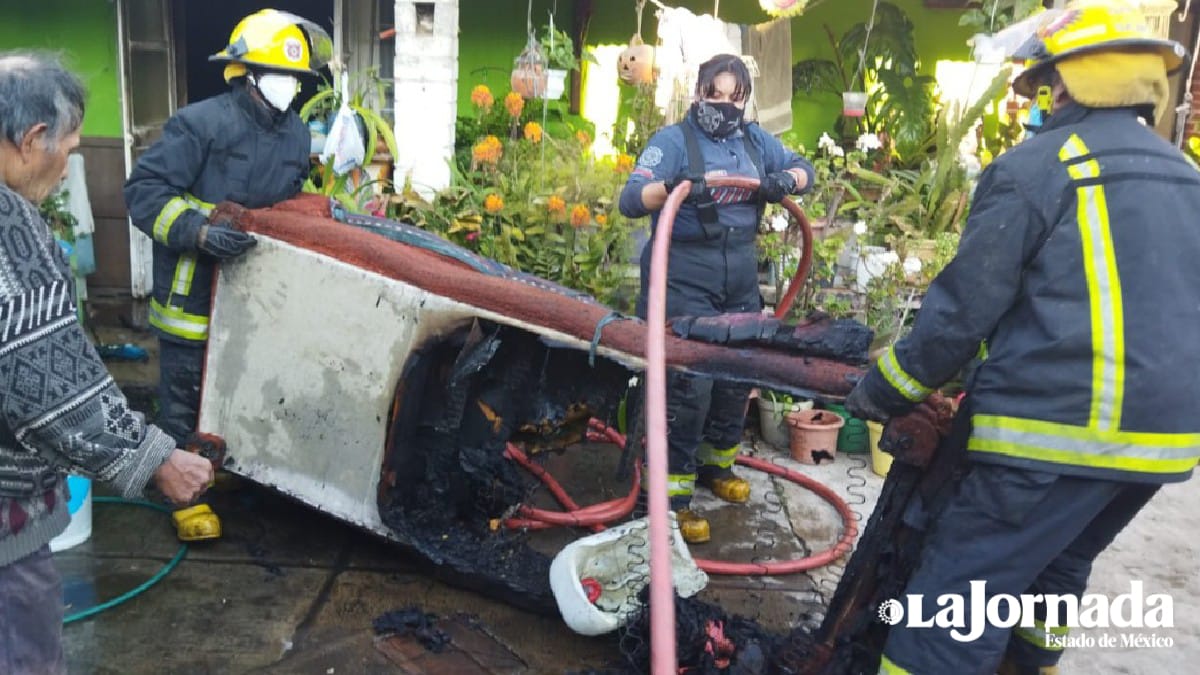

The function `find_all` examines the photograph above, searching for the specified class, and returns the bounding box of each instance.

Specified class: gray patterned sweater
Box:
[0,182,176,565]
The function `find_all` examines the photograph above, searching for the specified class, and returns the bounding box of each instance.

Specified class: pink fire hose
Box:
[648,177,814,673]
[501,178,841,674]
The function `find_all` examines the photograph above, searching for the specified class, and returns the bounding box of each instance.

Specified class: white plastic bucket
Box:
[50,475,92,552]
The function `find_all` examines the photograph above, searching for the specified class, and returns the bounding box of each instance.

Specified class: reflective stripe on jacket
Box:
[124,84,309,343]
[863,104,1200,483]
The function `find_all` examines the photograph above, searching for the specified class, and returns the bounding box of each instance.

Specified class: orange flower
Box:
[595,213,608,227]
[484,193,504,214]
[504,91,525,118]
[575,130,592,146]
[523,121,543,143]
[472,135,503,165]
[470,84,494,110]
[615,153,635,173]
[569,204,590,228]
[547,195,567,216]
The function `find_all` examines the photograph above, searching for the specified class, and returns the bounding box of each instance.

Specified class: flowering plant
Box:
[392,86,637,308]
[791,132,879,222]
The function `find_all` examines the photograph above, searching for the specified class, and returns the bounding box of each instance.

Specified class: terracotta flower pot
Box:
[785,409,844,464]
[756,398,812,450]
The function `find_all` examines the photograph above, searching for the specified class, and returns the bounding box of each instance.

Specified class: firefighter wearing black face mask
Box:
[123,9,331,543]
[618,54,815,544]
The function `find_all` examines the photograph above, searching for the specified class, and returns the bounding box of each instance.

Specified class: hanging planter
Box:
[618,34,656,86]
[759,0,810,18]
[544,68,568,99]
[511,39,548,99]
[842,91,868,118]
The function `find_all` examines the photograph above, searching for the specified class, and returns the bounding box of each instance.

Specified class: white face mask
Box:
[253,73,300,112]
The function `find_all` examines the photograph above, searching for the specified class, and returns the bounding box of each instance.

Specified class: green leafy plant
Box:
[844,67,1011,243]
[959,0,1043,34]
[791,2,935,159]
[299,68,400,213]
[763,389,794,405]
[539,24,596,72]
[613,82,666,157]
[917,231,961,285]
[863,258,914,343]
[39,191,77,244]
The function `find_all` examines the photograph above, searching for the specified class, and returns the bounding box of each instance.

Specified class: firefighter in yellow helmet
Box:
[1011,0,1184,126]
[123,10,331,542]
[843,2,1198,674]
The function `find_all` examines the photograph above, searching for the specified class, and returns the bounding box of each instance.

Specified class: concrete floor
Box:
[59,318,1200,673]
[57,430,882,674]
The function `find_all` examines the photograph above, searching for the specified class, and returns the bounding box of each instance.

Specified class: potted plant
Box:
[791,2,935,158]
[511,37,548,100]
[539,24,596,100]
[756,390,811,450]
[298,68,399,210]
[785,408,845,464]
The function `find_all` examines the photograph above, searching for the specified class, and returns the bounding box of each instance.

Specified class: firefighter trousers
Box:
[157,339,205,444]
[881,462,1160,675]
[665,370,750,510]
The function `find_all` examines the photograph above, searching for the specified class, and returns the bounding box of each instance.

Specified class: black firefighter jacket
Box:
[124,83,309,344]
[858,104,1200,484]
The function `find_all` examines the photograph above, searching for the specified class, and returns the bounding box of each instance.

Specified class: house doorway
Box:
[115,0,387,305]
[178,0,335,108]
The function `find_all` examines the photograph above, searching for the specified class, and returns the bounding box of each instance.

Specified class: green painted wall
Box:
[459,0,975,148]
[772,0,976,148]
[0,0,123,138]
[457,0,566,115]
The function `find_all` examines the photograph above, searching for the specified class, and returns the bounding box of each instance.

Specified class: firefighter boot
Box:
[172,504,222,541]
[697,443,750,503]
[635,495,710,544]
[675,509,711,544]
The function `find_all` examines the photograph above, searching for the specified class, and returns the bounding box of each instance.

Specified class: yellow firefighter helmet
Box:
[209,9,333,83]
[1012,0,1186,98]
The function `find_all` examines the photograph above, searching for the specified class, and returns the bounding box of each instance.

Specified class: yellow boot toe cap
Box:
[675,509,711,544]
[709,476,750,503]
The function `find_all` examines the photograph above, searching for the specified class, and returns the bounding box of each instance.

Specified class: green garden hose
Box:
[63,497,188,624]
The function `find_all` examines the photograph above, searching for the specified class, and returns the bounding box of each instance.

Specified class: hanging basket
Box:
[759,0,810,18]
[618,34,656,86]
[842,91,868,118]
[511,40,548,99]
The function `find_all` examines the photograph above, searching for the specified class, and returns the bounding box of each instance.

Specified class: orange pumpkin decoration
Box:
[618,34,655,86]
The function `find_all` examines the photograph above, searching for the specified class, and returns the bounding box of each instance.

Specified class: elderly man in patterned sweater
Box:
[0,52,214,674]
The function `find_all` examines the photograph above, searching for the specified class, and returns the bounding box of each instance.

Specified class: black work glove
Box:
[664,175,706,202]
[199,221,257,260]
[759,170,798,204]
[845,364,925,423]
[844,378,892,423]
